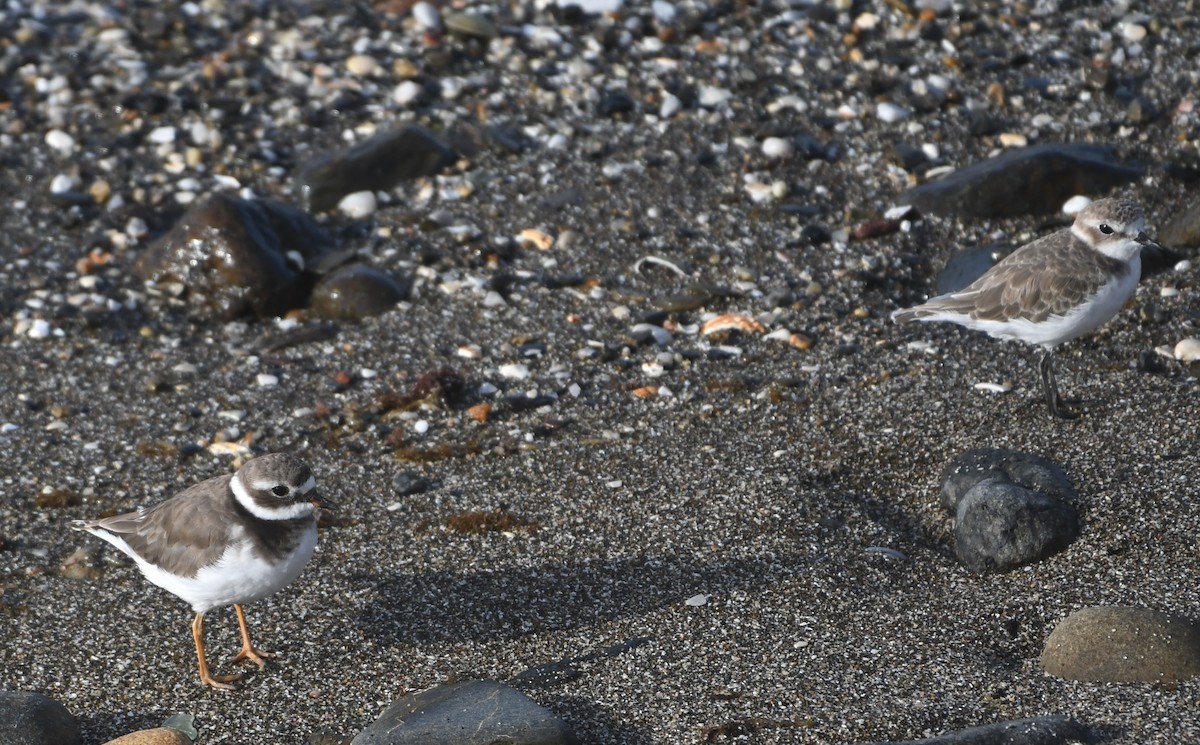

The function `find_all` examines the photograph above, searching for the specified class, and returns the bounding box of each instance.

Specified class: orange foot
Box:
[231,644,271,669]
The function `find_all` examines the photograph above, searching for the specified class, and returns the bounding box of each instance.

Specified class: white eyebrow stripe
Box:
[298,475,316,494]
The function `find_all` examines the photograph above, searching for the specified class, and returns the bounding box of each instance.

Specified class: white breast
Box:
[127,523,319,614]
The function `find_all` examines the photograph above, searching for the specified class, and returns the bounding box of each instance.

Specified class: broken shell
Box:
[632,385,658,398]
[1175,338,1200,362]
[468,402,492,422]
[973,382,1012,394]
[701,314,766,336]
[516,228,555,250]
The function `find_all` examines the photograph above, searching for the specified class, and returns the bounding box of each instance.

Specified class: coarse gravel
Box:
[1,1,1199,743]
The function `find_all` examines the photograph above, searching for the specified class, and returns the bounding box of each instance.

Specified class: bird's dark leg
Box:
[192,612,239,689]
[1039,350,1077,420]
[229,604,271,668]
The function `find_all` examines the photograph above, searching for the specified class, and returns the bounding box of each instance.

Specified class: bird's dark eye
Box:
[271,485,289,497]
[1099,223,1114,235]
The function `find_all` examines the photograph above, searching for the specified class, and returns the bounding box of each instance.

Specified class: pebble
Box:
[902,144,1142,218]
[940,449,1078,573]
[338,190,378,218]
[761,137,793,160]
[392,81,424,106]
[310,264,409,322]
[49,173,79,194]
[349,680,576,744]
[147,126,176,144]
[345,54,380,76]
[411,2,441,31]
[861,715,1085,745]
[27,319,52,338]
[498,363,530,381]
[256,373,279,387]
[876,102,909,123]
[102,727,191,745]
[1042,606,1200,683]
[0,691,82,745]
[44,129,76,154]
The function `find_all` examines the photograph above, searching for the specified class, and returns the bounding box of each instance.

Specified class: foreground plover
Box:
[892,197,1159,418]
[71,453,333,689]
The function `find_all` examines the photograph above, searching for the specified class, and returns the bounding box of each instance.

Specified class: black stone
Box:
[295,125,457,213]
[0,691,82,745]
[901,144,1143,218]
[862,714,1086,745]
[309,264,410,322]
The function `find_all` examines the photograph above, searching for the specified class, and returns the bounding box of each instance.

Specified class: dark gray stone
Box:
[1042,606,1200,683]
[133,193,334,321]
[940,449,1076,513]
[0,691,82,745]
[295,125,456,213]
[954,478,1079,573]
[861,714,1086,745]
[309,264,410,321]
[933,243,1013,295]
[901,144,1143,218]
[350,680,577,745]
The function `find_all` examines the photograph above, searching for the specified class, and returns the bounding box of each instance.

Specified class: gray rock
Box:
[953,478,1079,573]
[133,193,334,321]
[295,125,456,213]
[309,264,410,321]
[1042,606,1200,683]
[0,691,82,745]
[940,449,1076,514]
[350,680,577,745]
[933,243,1013,295]
[901,144,1143,218]
[861,714,1085,745]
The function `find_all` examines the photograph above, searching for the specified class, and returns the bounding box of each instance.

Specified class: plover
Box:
[71,453,333,689]
[892,197,1159,418]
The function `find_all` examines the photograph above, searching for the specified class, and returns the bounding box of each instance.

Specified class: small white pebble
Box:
[27,319,52,338]
[45,129,76,153]
[761,136,793,160]
[147,126,177,144]
[50,173,79,193]
[685,594,710,607]
[338,190,377,218]
[478,382,499,396]
[974,381,1012,394]
[1160,287,1179,298]
[605,479,624,489]
[360,368,377,379]
[256,373,279,387]
[345,54,380,76]
[393,80,424,106]
[412,1,441,30]
[414,419,429,434]
[1062,195,1092,215]
[498,363,529,380]
[876,102,909,123]
[1174,259,1192,273]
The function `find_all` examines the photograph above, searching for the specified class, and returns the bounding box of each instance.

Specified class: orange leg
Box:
[191,612,239,690]
[229,604,271,668]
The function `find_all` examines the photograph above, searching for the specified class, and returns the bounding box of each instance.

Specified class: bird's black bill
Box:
[309,492,336,510]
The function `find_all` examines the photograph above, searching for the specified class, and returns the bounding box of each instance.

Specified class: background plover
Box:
[892,197,1158,418]
[71,452,333,689]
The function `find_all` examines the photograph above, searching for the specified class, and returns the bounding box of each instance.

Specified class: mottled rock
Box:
[133,194,334,321]
[102,728,191,745]
[0,691,82,745]
[1158,197,1200,248]
[309,264,409,321]
[940,449,1076,513]
[953,479,1079,573]
[864,714,1086,745]
[901,144,1143,218]
[350,680,577,745]
[1042,606,1200,683]
[295,125,457,213]
[941,449,1078,573]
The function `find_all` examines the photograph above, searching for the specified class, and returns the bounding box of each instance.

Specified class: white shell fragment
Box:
[338,190,378,218]
[1174,338,1200,362]
[974,382,1012,394]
